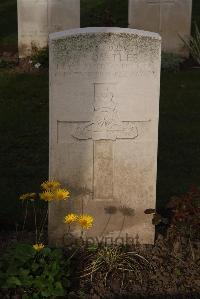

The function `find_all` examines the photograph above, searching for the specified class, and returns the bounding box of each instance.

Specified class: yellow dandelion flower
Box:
[41,180,61,191]
[53,188,70,201]
[78,215,94,229]
[64,213,78,224]
[19,193,36,201]
[40,191,54,202]
[33,243,45,251]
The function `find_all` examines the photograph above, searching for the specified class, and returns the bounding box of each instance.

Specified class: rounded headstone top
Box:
[49,27,161,41]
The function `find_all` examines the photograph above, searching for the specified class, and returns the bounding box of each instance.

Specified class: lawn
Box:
[0,0,17,51]
[0,71,49,229]
[0,1,200,228]
[158,69,200,210]
[81,0,128,27]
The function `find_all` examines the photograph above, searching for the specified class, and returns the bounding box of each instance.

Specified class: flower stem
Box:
[21,200,29,241]
[100,214,112,238]
[33,201,38,243]
[118,215,126,238]
[38,207,48,243]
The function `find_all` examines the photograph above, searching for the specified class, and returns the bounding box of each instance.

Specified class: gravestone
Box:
[48,0,80,33]
[17,0,80,58]
[128,0,192,56]
[17,0,48,57]
[49,28,161,246]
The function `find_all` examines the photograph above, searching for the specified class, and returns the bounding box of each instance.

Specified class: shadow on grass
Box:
[0,0,17,51]
[157,69,200,211]
[0,71,48,229]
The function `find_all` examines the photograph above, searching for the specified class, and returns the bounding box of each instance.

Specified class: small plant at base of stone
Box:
[30,47,49,68]
[167,185,200,241]
[146,186,200,237]
[0,180,79,298]
[0,243,71,298]
[0,58,14,69]
[146,185,200,261]
[161,52,184,72]
[63,213,94,249]
[19,180,70,246]
[81,245,150,288]
[181,23,200,65]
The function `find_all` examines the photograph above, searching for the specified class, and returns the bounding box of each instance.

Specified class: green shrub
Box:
[161,53,184,72]
[166,186,200,241]
[31,48,49,68]
[0,243,71,298]
[181,23,200,65]
[0,58,14,69]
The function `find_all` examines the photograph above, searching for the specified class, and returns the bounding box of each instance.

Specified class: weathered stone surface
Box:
[49,28,161,246]
[17,0,48,57]
[128,0,192,56]
[48,0,80,33]
[17,0,80,57]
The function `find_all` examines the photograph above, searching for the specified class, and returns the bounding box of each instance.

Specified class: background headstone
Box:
[48,0,80,33]
[49,28,161,246]
[128,0,192,56]
[17,0,48,57]
[17,0,80,58]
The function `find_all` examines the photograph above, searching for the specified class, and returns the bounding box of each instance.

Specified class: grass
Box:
[192,0,200,29]
[157,70,200,210]
[0,0,17,50]
[81,0,128,27]
[0,71,49,229]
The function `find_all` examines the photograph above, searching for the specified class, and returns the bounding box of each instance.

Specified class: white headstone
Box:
[129,0,192,56]
[49,28,161,246]
[17,0,48,57]
[48,0,80,33]
[17,0,80,58]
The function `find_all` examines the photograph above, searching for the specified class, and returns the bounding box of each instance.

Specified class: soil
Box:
[0,45,18,56]
[0,51,47,73]
[180,57,200,71]
[74,231,200,299]
[1,227,199,299]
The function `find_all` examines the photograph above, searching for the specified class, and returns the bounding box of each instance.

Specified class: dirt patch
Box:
[0,44,18,55]
[75,230,200,299]
[180,57,200,71]
[0,51,47,73]
[0,220,199,297]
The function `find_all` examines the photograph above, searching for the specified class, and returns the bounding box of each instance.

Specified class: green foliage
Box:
[82,245,150,287]
[181,23,200,65]
[0,0,17,48]
[144,209,168,226]
[31,48,49,68]
[0,58,13,69]
[81,0,128,27]
[157,70,200,209]
[161,53,184,73]
[0,243,71,298]
[175,268,181,277]
[0,71,48,228]
[166,186,200,240]
[192,1,200,29]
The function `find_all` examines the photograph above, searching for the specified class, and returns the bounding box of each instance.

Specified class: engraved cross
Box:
[72,83,139,201]
[58,83,150,201]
